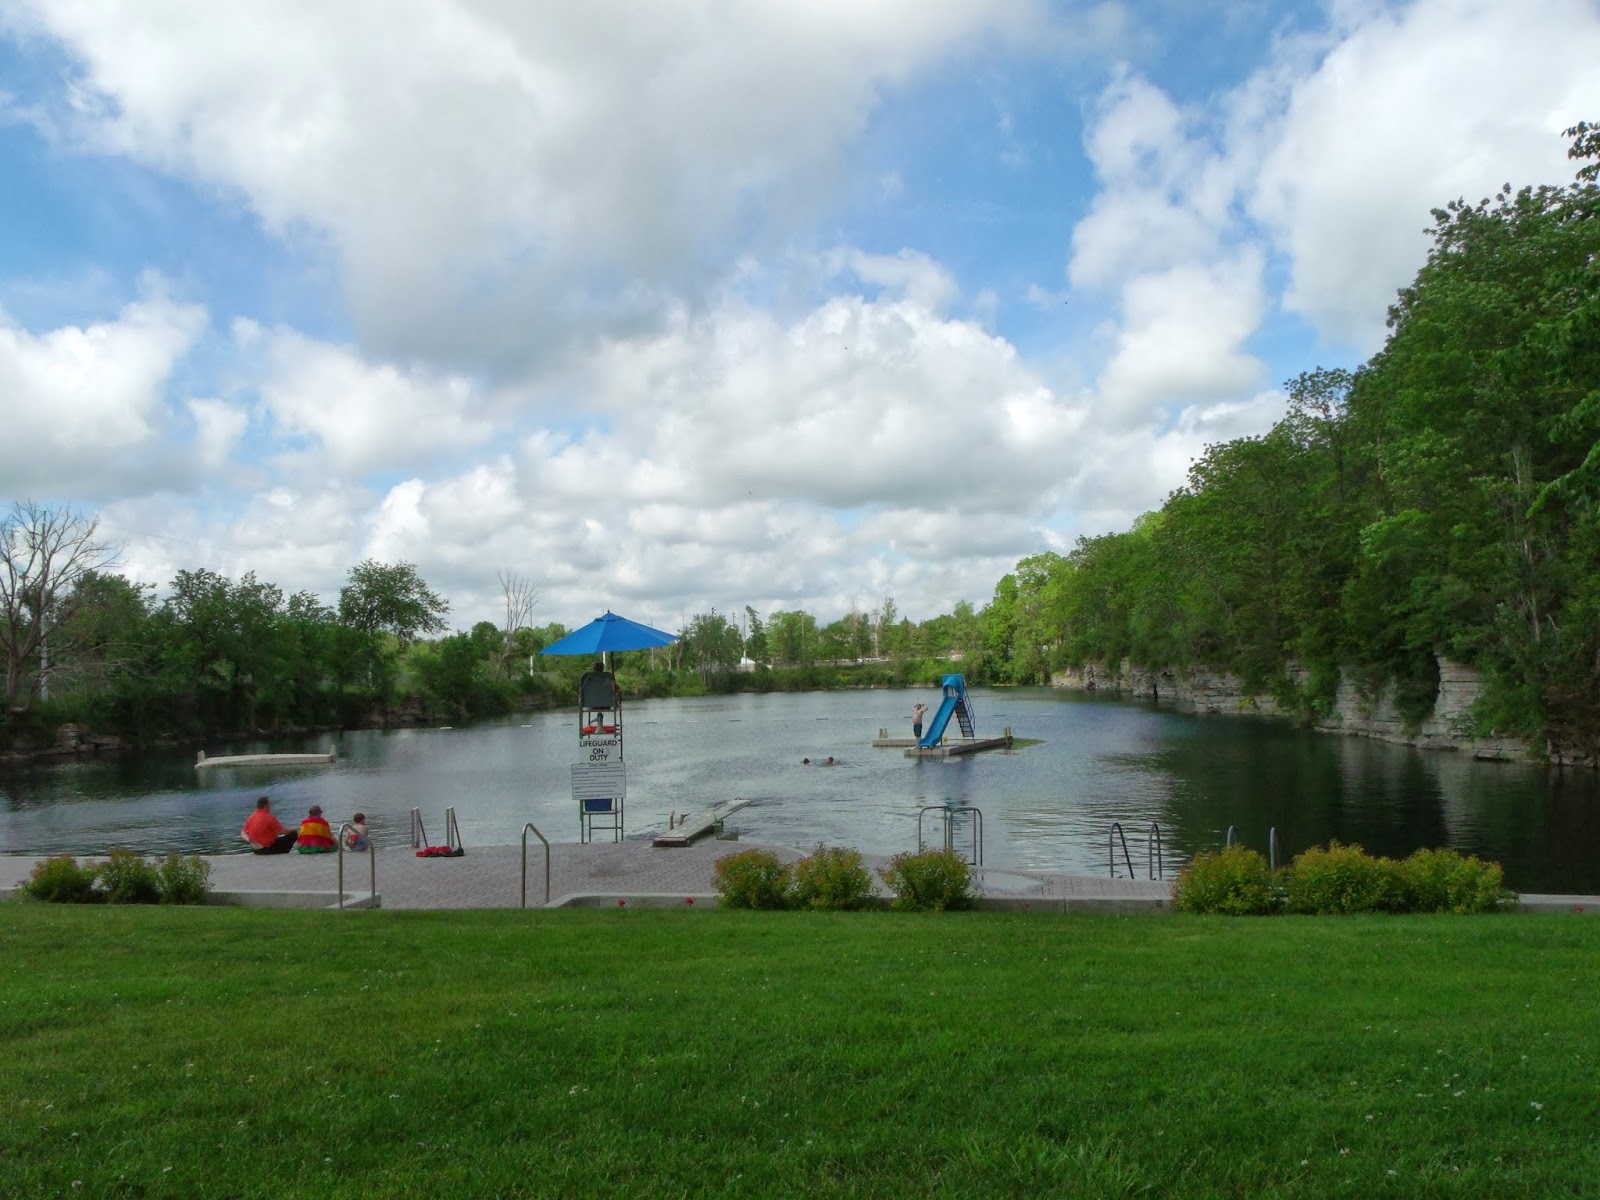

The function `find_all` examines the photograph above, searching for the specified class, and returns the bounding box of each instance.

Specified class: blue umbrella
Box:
[539,611,678,657]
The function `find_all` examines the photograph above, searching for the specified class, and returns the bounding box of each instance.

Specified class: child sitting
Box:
[344,812,370,852]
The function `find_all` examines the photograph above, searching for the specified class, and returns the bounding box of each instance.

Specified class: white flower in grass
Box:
[1531,1101,1544,1110]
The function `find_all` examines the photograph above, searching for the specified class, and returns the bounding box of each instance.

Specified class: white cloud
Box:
[241,322,496,473]
[13,0,1043,365]
[0,289,205,494]
[1096,251,1267,422]
[1250,0,1600,350]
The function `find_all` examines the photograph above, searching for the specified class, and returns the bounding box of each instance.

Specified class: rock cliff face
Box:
[1050,656,1537,763]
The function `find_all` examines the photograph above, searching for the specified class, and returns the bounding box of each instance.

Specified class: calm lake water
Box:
[3,688,1597,892]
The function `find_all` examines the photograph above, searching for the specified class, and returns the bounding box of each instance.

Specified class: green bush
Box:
[156,854,214,905]
[95,849,163,905]
[879,849,975,912]
[790,845,875,911]
[1283,841,1405,915]
[712,849,793,910]
[21,856,101,904]
[1173,845,1281,915]
[1398,847,1509,914]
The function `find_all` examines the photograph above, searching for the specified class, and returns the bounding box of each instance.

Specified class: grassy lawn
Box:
[3,905,1598,1199]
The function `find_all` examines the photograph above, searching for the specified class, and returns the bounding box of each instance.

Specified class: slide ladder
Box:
[918,674,974,748]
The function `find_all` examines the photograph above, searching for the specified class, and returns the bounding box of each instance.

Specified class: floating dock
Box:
[905,734,1013,758]
[196,748,337,770]
[870,728,1014,757]
[652,799,752,848]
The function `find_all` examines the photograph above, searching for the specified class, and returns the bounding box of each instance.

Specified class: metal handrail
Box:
[521,822,550,908]
[1225,825,1237,848]
[409,807,428,850]
[1147,821,1164,880]
[445,806,463,851]
[336,821,376,911]
[1109,822,1134,879]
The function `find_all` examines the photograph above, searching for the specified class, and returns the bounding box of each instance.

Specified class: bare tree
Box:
[1,501,121,714]
[498,569,539,676]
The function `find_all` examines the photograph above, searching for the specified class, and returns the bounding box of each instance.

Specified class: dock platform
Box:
[196,749,337,769]
[906,735,1013,758]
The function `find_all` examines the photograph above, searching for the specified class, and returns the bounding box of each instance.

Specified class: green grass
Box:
[3,906,1598,1198]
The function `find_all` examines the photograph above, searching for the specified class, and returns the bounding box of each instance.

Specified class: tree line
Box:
[3,125,1595,757]
[978,124,1600,760]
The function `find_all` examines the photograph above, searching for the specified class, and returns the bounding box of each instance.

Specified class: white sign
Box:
[572,761,627,802]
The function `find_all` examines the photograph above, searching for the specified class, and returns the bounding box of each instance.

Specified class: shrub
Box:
[22,856,101,904]
[712,849,793,910]
[1399,848,1508,914]
[1173,845,1281,915]
[790,845,875,911]
[94,849,163,905]
[156,854,213,905]
[1283,841,1405,915]
[880,849,975,912]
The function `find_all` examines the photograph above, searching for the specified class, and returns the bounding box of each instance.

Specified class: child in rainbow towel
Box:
[295,804,337,853]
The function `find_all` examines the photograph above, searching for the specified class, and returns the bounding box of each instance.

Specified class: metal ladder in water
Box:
[1108,821,1166,880]
[1225,825,1283,870]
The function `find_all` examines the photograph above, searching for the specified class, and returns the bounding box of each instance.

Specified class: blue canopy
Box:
[539,611,678,656]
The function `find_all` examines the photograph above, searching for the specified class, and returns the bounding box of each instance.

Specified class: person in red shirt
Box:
[241,796,298,855]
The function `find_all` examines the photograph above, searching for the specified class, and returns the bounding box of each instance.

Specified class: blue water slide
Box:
[917,674,970,748]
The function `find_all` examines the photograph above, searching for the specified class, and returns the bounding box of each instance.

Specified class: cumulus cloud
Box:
[239,321,496,474]
[0,288,205,495]
[10,0,1043,368]
[1248,0,1600,349]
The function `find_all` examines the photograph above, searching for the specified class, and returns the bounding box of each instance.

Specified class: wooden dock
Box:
[196,748,337,770]
[906,735,1013,758]
[652,799,752,848]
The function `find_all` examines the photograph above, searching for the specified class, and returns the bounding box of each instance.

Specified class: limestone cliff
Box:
[1050,656,1542,763]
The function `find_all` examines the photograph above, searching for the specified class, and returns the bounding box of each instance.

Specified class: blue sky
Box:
[1,0,1596,632]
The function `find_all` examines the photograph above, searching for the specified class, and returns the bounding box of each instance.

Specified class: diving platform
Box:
[652,799,752,848]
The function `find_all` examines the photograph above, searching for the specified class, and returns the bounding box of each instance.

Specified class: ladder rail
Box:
[1108,821,1134,879]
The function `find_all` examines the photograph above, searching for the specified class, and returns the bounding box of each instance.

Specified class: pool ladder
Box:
[1109,821,1165,880]
[410,805,464,852]
[1225,825,1283,870]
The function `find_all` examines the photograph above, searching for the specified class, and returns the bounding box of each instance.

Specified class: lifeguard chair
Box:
[573,664,625,842]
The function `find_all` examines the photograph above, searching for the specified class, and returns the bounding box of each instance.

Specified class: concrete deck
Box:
[2,847,1592,914]
[0,843,1172,911]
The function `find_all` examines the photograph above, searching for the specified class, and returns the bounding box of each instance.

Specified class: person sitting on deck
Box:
[343,812,369,852]
[241,796,297,855]
[296,804,337,853]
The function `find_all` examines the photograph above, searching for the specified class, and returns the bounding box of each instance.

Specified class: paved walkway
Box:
[0,841,1173,911]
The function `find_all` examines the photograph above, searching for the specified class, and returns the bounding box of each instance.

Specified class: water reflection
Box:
[2,687,1596,891]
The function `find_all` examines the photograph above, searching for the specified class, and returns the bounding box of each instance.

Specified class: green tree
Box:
[683,609,742,685]
[0,502,121,715]
[338,560,450,694]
